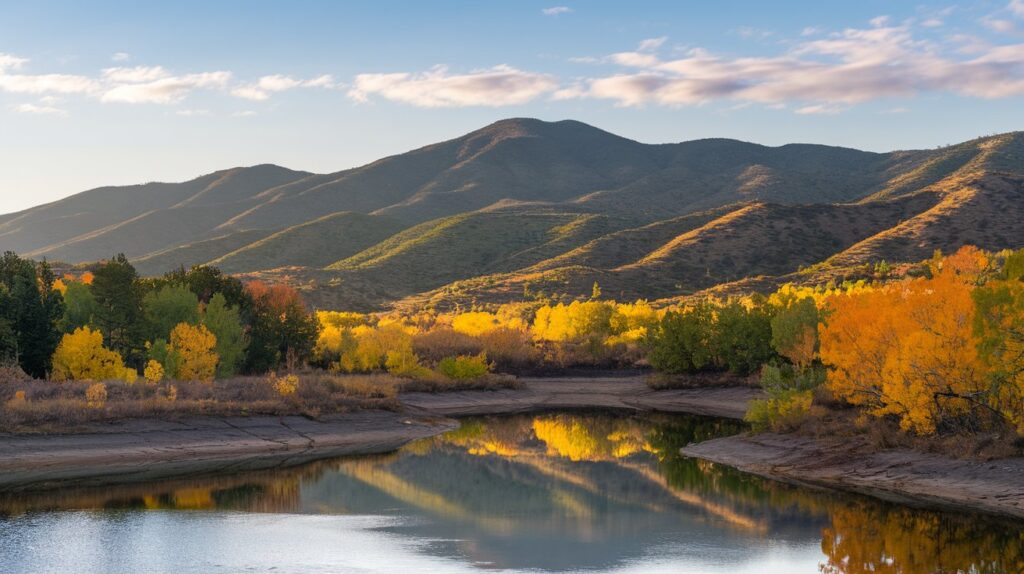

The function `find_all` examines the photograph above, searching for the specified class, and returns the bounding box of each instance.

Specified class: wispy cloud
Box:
[111,52,131,62]
[348,65,557,107]
[231,74,337,101]
[175,108,211,117]
[559,18,1024,111]
[542,6,572,16]
[637,37,667,52]
[101,72,231,104]
[1011,0,1024,17]
[12,102,68,116]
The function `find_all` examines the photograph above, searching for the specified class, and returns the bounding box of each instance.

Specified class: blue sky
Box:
[3,0,1024,213]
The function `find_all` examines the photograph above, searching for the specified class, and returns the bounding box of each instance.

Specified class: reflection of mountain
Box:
[2,413,1021,573]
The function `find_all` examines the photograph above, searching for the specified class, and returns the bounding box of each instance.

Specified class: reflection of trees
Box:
[0,462,329,517]
[820,501,1024,574]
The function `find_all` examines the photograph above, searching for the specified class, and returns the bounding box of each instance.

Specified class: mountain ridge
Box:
[2,118,1022,311]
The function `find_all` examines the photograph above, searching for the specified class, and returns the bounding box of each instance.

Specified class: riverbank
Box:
[681,432,1024,521]
[0,376,758,492]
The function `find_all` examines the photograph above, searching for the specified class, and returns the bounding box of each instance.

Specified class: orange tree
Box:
[819,247,992,435]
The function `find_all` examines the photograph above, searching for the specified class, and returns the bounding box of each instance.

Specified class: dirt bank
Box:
[0,376,757,492]
[402,376,759,419]
[681,433,1024,521]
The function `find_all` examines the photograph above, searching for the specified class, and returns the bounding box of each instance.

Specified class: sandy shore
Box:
[682,433,1024,520]
[0,376,758,492]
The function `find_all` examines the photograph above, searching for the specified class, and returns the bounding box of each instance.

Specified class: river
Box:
[0,412,1020,573]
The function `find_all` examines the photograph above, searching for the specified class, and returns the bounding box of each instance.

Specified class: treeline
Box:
[0,253,317,383]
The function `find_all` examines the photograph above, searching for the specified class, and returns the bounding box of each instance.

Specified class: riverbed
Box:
[1,411,1021,574]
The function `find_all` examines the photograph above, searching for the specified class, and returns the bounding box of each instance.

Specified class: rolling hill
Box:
[2,118,1022,311]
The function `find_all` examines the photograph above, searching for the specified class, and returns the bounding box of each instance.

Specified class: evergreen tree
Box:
[91,254,146,367]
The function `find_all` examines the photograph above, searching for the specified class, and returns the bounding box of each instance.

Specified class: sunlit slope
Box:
[208,212,408,274]
[133,230,275,276]
[324,206,634,297]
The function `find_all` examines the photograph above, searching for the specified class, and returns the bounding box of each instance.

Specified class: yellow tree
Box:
[169,323,219,382]
[820,249,989,434]
[52,327,135,383]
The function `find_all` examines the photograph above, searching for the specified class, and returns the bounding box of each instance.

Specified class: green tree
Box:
[202,293,247,378]
[61,280,99,333]
[91,254,145,367]
[0,253,64,377]
[646,304,714,374]
[710,299,775,375]
[770,296,819,369]
[243,281,318,373]
[142,284,200,342]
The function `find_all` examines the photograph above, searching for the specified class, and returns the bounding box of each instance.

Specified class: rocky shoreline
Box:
[681,432,1024,521]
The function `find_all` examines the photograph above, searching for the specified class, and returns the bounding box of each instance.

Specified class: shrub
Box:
[437,353,491,380]
[746,389,814,432]
[270,373,298,397]
[413,328,483,363]
[478,327,539,371]
[384,349,433,379]
[144,359,165,383]
[85,382,108,408]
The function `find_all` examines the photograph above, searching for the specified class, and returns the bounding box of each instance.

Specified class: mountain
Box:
[2,119,1022,311]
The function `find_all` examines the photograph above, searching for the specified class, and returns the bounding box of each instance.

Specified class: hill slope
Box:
[2,119,1022,311]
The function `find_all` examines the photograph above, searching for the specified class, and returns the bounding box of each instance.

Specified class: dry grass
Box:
[0,373,402,433]
[398,373,522,393]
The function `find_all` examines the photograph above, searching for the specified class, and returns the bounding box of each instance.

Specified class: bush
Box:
[746,389,814,432]
[85,382,108,408]
[478,328,540,371]
[412,328,483,363]
[437,353,491,380]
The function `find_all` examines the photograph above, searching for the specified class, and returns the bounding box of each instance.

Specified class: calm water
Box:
[0,412,1021,574]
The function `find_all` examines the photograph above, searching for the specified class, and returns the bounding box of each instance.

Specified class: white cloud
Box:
[800,27,821,36]
[542,6,571,16]
[0,73,99,95]
[637,37,667,52]
[175,108,211,117]
[101,71,231,104]
[12,102,68,117]
[869,15,891,27]
[794,103,845,115]
[232,110,257,117]
[559,21,1024,111]
[348,65,557,107]
[232,74,337,100]
[111,52,131,62]
[0,53,28,72]
[1011,0,1024,17]
[102,65,170,83]
[921,18,944,28]
[982,17,1017,34]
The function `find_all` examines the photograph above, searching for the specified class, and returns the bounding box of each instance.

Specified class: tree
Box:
[51,326,133,382]
[202,293,247,378]
[162,265,250,309]
[972,279,1024,434]
[243,282,317,373]
[820,254,989,435]
[169,323,218,382]
[771,296,819,369]
[646,304,715,374]
[142,284,200,342]
[61,280,99,333]
[0,253,64,377]
[710,299,775,375]
[91,254,145,367]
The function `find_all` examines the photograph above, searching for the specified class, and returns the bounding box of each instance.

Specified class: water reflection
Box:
[0,412,1020,573]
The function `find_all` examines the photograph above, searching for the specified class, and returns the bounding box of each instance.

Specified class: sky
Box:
[2,0,1024,214]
